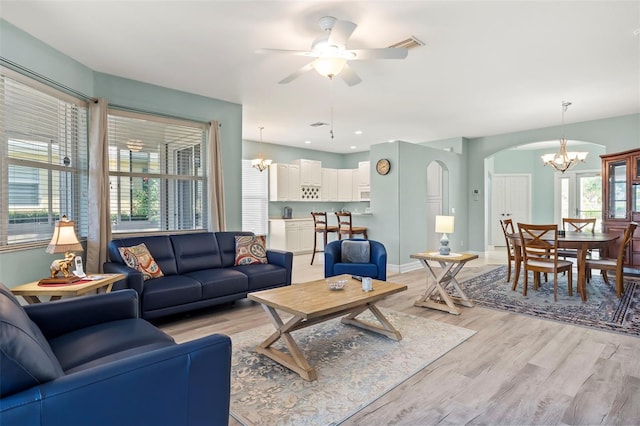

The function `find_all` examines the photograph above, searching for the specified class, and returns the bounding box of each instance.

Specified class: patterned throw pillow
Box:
[234,235,268,266]
[118,243,164,280]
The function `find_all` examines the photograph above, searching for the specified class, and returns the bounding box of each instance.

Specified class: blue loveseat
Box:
[103,231,293,320]
[0,283,231,425]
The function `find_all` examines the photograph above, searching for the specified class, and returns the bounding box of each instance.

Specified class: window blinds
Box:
[241,159,268,235]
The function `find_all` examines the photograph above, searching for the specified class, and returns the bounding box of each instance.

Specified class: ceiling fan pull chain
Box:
[330,76,335,139]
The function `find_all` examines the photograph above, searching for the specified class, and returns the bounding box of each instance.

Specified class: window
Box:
[0,69,88,249]
[241,160,268,235]
[108,110,207,234]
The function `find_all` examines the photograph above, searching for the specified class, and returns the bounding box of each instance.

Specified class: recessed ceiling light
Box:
[350,146,356,150]
[304,140,311,144]
[388,139,395,143]
[634,28,640,36]
[354,130,363,135]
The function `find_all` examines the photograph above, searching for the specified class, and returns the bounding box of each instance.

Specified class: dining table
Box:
[507,231,619,302]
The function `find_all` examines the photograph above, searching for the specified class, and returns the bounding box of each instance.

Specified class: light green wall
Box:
[0,20,242,286]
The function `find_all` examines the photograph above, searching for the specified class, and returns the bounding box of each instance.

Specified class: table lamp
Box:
[39,215,83,284]
[435,215,455,255]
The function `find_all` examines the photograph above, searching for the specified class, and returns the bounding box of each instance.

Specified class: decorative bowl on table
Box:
[327,278,348,291]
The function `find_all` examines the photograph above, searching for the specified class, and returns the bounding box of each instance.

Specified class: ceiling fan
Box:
[256,16,409,86]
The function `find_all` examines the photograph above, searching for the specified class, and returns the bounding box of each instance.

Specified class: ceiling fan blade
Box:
[339,64,362,86]
[256,48,318,57]
[278,62,315,84]
[346,48,409,60]
[327,20,357,47]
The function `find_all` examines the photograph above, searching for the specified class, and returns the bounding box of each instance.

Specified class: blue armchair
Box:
[324,239,387,280]
[0,283,231,426]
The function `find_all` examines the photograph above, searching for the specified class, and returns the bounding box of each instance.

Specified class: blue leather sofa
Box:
[0,283,231,425]
[104,231,293,320]
[324,239,387,280]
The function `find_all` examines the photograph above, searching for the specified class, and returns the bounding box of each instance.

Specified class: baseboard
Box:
[388,260,423,274]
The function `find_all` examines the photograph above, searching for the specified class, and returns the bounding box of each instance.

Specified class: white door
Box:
[426,161,444,249]
[491,174,531,245]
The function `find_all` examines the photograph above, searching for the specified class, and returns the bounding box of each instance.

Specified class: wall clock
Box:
[376,158,391,175]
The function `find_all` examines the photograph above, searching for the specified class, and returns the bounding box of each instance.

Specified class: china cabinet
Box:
[601,148,640,267]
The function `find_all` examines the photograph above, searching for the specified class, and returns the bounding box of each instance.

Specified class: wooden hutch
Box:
[601,148,640,267]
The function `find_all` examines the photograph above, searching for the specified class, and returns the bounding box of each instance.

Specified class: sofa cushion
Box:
[141,275,203,311]
[215,231,255,267]
[119,243,164,280]
[232,264,288,291]
[0,282,64,397]
[109,235,178,276]
[171,232,223,274]
[234,235,268,265]
[48,318,175,372]
[333,262,378,278]
[341,240,371,263]
[185,269,249,299]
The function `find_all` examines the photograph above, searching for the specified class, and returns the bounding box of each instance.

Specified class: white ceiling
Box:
[1,1,639,153]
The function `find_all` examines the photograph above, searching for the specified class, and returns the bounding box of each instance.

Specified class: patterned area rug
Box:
[459,266,640,336]
[229,309,475,425]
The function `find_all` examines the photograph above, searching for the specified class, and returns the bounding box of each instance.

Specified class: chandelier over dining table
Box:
[541,101,588,173]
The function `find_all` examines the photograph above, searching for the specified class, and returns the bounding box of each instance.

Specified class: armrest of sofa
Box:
[370,241,388,281]
[267,249,293,285]
[324,240,341,278]
[0,333,232,426]
[24,289,139,339]
[103,261,144,294]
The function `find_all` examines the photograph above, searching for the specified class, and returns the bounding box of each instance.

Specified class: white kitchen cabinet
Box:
[337,169,353,201]
[352,168,360,201]
[321,168,338,201]
[292,159,321,186]
[269,163,300,201]
[358,161,370,187]
[268,218,314,254]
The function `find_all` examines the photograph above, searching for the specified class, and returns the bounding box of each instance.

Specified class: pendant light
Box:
[541,101,588,173]
[251,127,272,172]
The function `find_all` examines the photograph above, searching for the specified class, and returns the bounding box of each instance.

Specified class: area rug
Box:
[458,266,640,336]
[229,309,475,425]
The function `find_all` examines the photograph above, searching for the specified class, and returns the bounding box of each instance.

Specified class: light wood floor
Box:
[156,249,640,425]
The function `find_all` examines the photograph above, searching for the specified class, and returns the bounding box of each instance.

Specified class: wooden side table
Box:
[10,273,125,304]
[410,252,478,315]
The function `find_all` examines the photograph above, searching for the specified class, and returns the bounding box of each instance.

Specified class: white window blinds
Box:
[0,68,89,249]
[242,159,268,235]
[107,110,208,233]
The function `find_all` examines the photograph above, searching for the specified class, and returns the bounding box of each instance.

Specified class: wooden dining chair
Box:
[518,223,573,302]
[310,212,338,265]
[335,212,368,240]
[499,219,520,284]
[562,217,597,233]
[586,222,637,298]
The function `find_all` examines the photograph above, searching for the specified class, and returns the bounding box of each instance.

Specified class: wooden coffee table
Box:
[10,274,126,304]
[248,274,407,381]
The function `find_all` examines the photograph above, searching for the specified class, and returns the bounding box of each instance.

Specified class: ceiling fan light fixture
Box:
[312,57,347,78]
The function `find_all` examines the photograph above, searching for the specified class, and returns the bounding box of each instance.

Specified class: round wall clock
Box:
[376,158,391,175]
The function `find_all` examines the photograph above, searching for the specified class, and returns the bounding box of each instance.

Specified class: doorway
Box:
[426,161,449,249]
[491,174,532,246]
[555,170,602,230]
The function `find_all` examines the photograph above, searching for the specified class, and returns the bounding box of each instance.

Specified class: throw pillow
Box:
[118,243,164,280]
[235,235,268,266]
[341,240,371,263]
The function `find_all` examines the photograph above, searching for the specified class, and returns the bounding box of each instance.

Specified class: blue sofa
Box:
[0,283,231,425]
[104,231,293,320]
[324,239,387,280]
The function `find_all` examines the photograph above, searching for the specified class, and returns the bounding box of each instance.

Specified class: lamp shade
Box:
[435,215,455,234]
[46,216,83,254]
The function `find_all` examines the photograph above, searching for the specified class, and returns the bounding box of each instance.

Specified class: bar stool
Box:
[335,211,368,240]
[310,212,338,265]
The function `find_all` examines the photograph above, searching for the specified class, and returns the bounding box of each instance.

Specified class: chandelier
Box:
[251,127,272,172]
[541,101,588,173]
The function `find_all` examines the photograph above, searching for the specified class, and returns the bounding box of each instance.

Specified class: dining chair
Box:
[310,212,338,265]
[559,217,597,276]
[586,222,638,298]
[499,219,519,284]
[518,223,573,302]
[335,212,368,240]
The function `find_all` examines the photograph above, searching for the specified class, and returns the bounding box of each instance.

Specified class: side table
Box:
[10,273,126,304]
[410,252,478,315]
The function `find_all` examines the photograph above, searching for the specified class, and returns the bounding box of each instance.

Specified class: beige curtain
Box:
[86,98,111,272]
[207,120,226,231]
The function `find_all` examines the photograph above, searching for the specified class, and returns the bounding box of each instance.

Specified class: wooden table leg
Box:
[414,260,463,315]
[577,243,588,302]
[254,305,317,381]
[512,242,522,291]
[341,303,403,341]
